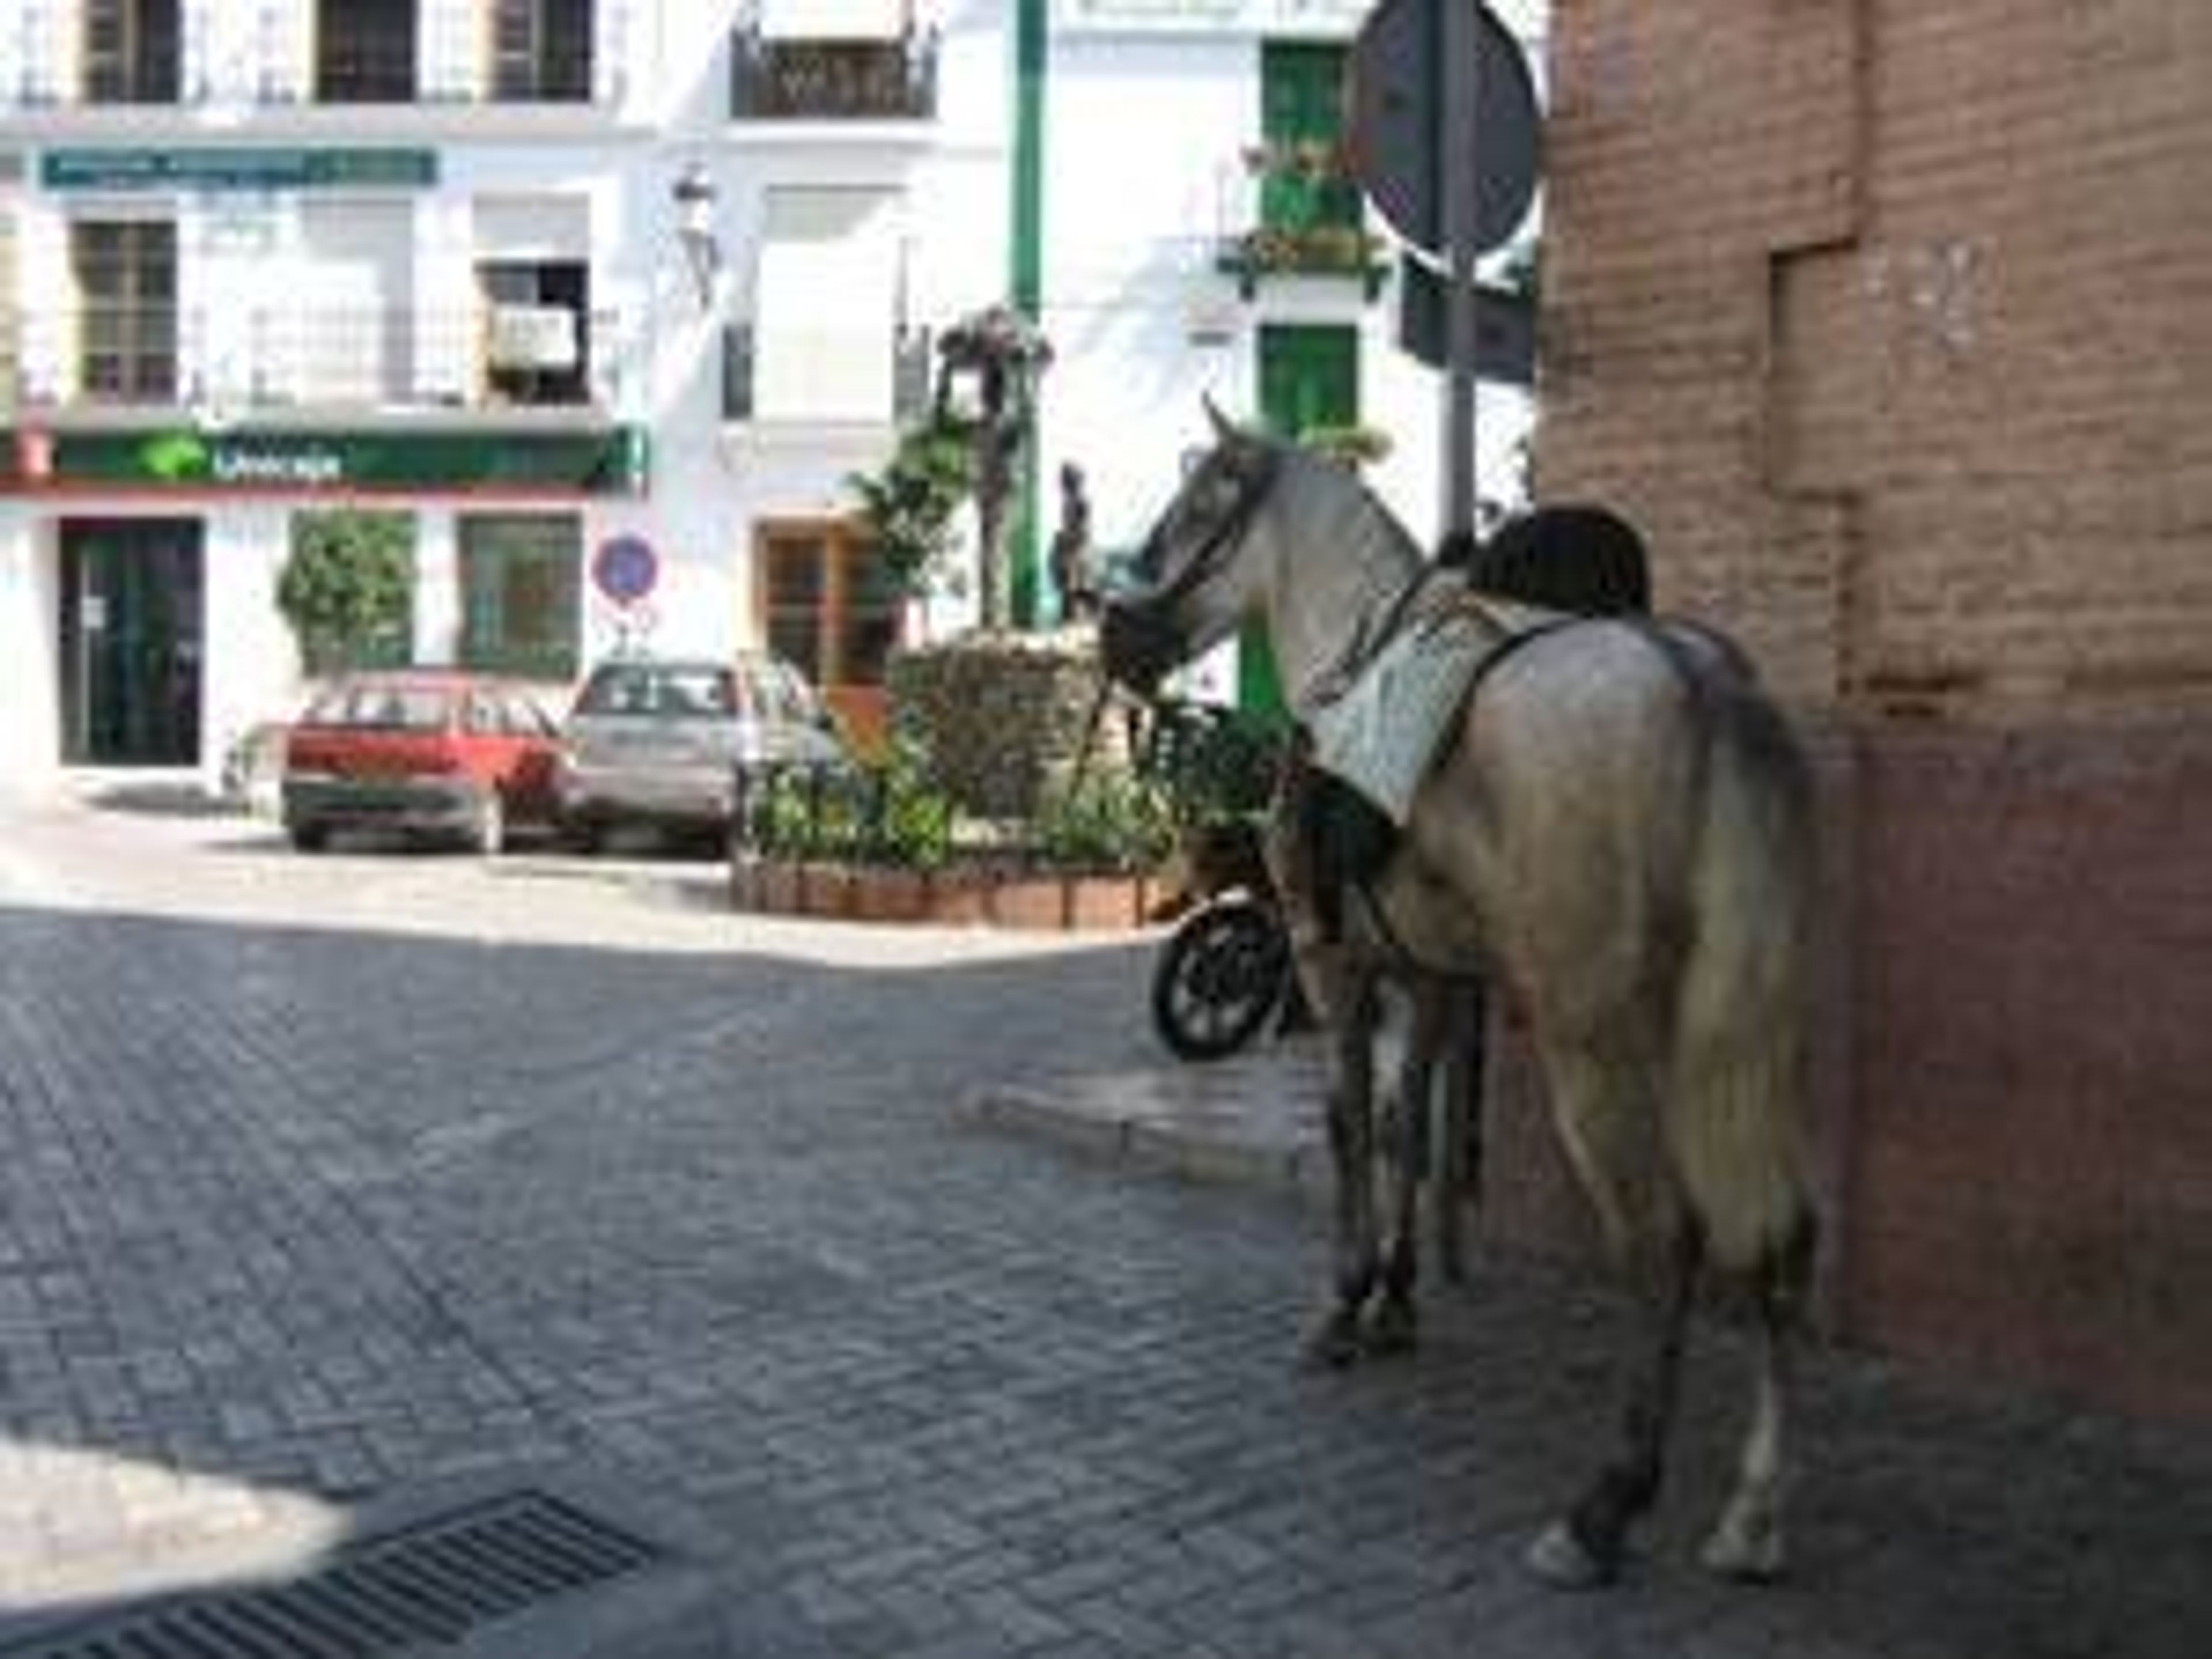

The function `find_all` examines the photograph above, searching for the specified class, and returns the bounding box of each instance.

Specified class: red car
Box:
[281,670,563,854]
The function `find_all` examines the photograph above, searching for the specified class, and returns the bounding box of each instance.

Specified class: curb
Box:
[960,1043,1332,1200]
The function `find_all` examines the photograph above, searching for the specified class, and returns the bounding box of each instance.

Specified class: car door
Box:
[459,687,514,798]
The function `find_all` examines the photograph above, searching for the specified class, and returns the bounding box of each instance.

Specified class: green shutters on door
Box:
[1259,323,1359,445]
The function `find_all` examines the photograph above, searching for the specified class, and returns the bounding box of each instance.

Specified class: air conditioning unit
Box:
[487,305,579,371]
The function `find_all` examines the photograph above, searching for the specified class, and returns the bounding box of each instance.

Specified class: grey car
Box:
[557,654,847,850]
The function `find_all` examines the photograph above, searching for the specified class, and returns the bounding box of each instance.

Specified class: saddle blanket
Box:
[1306,593,1561,825]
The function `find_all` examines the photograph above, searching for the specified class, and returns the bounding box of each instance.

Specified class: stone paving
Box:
[0,784,2205,1656]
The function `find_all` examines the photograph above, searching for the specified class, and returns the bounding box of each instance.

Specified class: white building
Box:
[0,0,1537,796]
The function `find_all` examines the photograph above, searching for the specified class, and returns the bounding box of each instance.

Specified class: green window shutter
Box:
[1258,42,1359,236]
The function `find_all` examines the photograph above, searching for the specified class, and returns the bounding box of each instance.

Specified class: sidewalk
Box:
[961,1043,2210,1659]
[965,1036,1334,1199]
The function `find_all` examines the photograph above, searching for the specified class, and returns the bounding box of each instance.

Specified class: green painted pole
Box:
[1010,0,1047,628]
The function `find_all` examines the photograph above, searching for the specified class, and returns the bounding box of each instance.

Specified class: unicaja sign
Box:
[210,445,344,487]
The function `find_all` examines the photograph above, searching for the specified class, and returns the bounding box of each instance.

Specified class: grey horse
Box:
[1100,410,1819,1589]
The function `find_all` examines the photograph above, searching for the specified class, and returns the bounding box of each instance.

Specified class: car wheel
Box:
[566,817,604,855]
[289,822,328,854]
[472,790,507,857]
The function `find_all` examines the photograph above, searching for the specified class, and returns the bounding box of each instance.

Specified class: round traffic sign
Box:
[1347,0,1541,259]
[592,533,658,605]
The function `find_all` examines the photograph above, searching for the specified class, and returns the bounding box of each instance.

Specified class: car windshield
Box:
[574,665,736,720]
[303,683,453,732]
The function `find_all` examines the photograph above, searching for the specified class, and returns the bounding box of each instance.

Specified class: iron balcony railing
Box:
[721,321,934,426]
[1214,139,1387,301]
[3,303,636,414]
[728,26,938,122]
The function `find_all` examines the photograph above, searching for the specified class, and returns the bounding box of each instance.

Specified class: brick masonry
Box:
[1525,0,2211,1418]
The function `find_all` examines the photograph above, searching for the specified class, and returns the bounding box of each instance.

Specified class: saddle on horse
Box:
[1289,503,1654,942]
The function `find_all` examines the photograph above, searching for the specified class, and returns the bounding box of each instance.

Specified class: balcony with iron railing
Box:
[2,302,635,417]
[1215,139,1389,302]
[721,320,933,427]
[728,26,938,124]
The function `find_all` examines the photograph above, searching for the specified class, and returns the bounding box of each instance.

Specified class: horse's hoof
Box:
[1359,1299,1419,1358]
[1300,1310,1363,1371]
[1524,1521,1616,1591]
[1699,1511,1787,1584]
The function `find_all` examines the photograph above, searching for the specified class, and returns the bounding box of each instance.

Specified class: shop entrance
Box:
[59,518,204,766]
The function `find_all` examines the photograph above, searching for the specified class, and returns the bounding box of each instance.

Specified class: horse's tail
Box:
[1666,680,1818,1276]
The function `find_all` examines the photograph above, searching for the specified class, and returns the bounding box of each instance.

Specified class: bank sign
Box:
[41,147,438,192]
[3,427,648,497]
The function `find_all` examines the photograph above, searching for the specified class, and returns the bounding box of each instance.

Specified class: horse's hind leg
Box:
[1701,1212,1815,1582]
[1304,979,1381,1369]
[1527,1050,1703,1588]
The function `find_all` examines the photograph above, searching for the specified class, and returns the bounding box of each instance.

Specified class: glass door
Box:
[59,518,204,765]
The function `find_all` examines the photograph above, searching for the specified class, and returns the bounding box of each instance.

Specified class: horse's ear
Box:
[1202,394,1238,445]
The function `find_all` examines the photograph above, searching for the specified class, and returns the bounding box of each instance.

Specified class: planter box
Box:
[728,854,1150,934]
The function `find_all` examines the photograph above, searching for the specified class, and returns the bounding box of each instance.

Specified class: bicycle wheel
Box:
[1150,896,1290,1062]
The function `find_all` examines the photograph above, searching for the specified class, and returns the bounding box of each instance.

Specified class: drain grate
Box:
[6,1489,672,1658]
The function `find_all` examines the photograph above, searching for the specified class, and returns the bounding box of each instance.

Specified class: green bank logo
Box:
[135,431,345,487]
[139,432,211,482]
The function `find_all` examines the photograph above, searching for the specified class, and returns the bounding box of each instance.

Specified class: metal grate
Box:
[5,1490,672,1658]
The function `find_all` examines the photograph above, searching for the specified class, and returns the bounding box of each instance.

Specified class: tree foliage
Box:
[276,510,415,672]
[846,414,978,597]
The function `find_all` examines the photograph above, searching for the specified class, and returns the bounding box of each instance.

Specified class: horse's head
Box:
[1099,400,1283,694]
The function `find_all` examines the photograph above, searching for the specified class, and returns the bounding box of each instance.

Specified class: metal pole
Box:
[1440,0,1482,541]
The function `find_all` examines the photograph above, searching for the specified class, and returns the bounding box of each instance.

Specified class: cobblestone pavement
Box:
[0,784,2203,1656]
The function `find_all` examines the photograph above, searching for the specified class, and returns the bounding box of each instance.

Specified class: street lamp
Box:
[671,162,720,307]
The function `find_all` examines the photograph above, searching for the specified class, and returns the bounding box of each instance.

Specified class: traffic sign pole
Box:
[1441,0,1482,541]
[1349,0,1540,538]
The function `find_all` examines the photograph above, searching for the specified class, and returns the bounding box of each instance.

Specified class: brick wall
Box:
[1512,0,2212,1418]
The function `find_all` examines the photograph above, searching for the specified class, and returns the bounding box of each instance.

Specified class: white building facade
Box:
[0,0,1536,795]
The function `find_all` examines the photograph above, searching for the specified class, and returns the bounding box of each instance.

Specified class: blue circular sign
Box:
[592,534,658,604]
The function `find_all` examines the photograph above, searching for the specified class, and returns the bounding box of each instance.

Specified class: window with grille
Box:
[317,0,416,102]
[492,0,593,102]
[459,514,581,681]
[71,220,176,402]
[84,0,180,103]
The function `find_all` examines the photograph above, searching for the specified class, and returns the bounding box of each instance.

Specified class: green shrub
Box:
[1138,701,1284,830]
[277,510,415,673]
[846,414,977,597]
[1028,771,1175,874]
[749,745,960,872]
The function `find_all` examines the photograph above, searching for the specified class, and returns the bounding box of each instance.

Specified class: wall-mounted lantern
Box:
[671,162,721,306]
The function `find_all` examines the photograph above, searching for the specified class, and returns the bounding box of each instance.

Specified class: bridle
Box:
[1124,441,1283,618]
